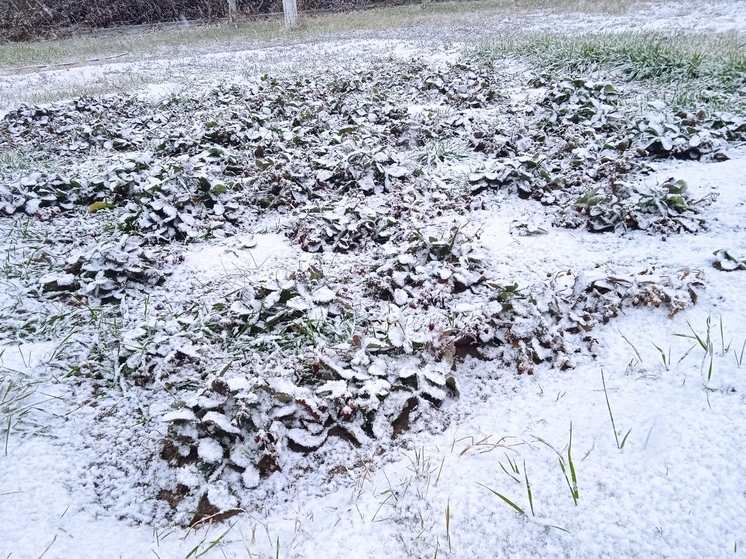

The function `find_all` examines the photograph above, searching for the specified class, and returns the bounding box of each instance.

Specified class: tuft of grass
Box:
[418,139,467,167]
[652,340,696,371]
[0,366,40,454]
[675,317,717,381]
[0,151,34,172]
[675,316,746,379]
[472,31,746,111]
[483,454,535,515]
[480,453,569,531]
[6,74,151,106]
[534,424,579,506]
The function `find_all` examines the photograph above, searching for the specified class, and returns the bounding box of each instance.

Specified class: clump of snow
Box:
[197,438,224,463]
[206,480,238,511]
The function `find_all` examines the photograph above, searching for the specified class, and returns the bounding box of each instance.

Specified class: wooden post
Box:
[282,0,298,29]
[227,0,237,25]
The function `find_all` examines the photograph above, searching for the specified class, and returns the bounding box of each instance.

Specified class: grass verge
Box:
[0,0,635,70]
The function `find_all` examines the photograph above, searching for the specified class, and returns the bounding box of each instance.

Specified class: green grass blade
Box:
[533,435,559,456]
[196,523,234,558]
[524,460,535,516]
[477,483,526,516]
[446,500,452,553]
[720,316,725,354]
[652,342,668,368]
[678,344,697,364]
[687,321,709,352]
[558,457,576,504]
[4,414,11,456]
[499,461,521,483]
[544,524,570,533]
[506,453,520,474]
[620,428,632,449]
[567,422,578,502]
[601,369,620,448]
[185,543,202,559]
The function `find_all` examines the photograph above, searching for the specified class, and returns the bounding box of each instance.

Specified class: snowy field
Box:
[1,1,746,558]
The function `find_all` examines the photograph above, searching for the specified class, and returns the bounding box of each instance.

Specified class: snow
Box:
[316,379,348,399]
[202,412,241,434]
[311,286,336,303]
[198,438,225,463]
[2,1,746,558]
[163,409,197,422]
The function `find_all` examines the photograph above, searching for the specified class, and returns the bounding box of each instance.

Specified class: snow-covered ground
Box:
[1,2,746,558]
[2,0,746,107]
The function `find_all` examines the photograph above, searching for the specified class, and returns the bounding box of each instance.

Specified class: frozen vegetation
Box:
[1,1,745,557]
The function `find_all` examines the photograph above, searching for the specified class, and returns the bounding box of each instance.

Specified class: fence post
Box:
[283,0,298,29]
